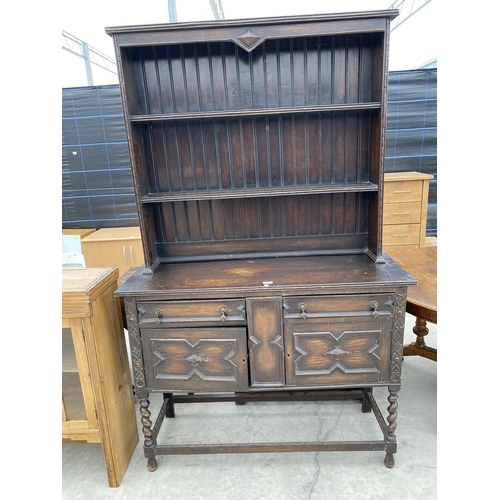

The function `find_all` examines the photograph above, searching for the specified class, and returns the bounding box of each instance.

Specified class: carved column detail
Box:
[384,390,399,468]
[390,287,407,383]
[124,297,147,396]
[386,391,398,441]
[140,398,157,471]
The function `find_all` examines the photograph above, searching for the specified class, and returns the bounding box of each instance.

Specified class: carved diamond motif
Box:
[323,346,350,358]
[238,30,260,46]
[185,354,210,367]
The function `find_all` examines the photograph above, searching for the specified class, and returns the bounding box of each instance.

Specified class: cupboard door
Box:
[81,228,145,276]
[284,318,392,387]
[246,297,285,387]
[141,328,248,392]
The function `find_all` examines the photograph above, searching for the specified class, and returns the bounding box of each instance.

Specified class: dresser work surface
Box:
[117,254,415,469]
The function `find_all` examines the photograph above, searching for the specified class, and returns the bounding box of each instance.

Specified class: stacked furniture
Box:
[383,171,434,251]
[106,9,415,471]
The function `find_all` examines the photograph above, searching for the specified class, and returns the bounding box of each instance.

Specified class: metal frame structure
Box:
[389,0,432,32]
[63,1,434,86]
[62,30,117,86]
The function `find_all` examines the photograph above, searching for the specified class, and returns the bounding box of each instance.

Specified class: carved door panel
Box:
[142,328,248,391]
[284,318,392,387]
[246,297,285,387]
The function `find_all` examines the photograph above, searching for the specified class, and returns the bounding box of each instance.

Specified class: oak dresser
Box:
[106,9,416,471]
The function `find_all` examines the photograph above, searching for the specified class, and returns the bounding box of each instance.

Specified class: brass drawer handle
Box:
[392,234,409,237]
[154,308,162,325]
[220,305,228,322]
[370,301,379,317]
[392,212,411,216]
[299,302,307,319]
[393,190,412,194]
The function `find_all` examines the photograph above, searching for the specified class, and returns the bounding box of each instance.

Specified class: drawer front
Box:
[137,299,246,327]
[283,294,395,321]
[383,201,421,225]
[382,223,420,246]
[142,328,248,391]
[284,319,391,386]
[384,180,423,203]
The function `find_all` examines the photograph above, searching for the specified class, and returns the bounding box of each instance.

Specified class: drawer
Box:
[382,223,420,246]
[384,180,423,203]
[137,299,246,327]
[283,294,394,321]
[142,328,248,391]
[284,319,392,386]
[383,201,421,225]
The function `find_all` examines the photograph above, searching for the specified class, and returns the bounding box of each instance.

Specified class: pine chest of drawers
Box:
[383,172,434,250]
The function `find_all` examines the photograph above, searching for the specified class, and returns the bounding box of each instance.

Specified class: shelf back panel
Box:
[123,33,384,116]
[138,110,376,196]
[151,192,370,261]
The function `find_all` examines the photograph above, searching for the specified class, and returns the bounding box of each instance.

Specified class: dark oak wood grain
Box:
[108,10,414,472]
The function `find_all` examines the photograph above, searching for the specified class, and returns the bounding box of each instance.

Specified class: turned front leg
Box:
[384,390,399,468]
[140,398,157,472]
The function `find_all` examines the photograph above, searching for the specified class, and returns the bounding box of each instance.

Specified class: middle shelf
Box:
[141,182,378,203]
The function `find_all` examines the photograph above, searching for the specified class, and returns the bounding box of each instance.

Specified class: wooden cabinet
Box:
[62,267,138,487]
[383,172,434,250]
[107,9,415,472]
[81,227,144,277]
[62,228,96,239]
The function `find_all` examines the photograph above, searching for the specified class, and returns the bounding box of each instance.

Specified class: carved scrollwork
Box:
[323,346,351,358]
[390,288,407,383]
[185,354,210,367]
[124,297,147,392]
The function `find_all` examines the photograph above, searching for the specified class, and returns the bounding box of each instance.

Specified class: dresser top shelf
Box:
[105,10,398,35]
[116,254,416,299]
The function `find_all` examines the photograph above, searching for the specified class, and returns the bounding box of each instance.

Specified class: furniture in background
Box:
[62,229,96,268]
[81,227,144,277]
[62,267,138,487]
[107,9,416,472]
[383,172,434,251]
[386,245,437,361]
[62,252,86,267]
[62,228,97,239]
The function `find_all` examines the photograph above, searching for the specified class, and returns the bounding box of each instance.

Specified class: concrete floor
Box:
[62,313,437,500]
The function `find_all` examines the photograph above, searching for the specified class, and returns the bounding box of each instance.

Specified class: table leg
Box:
[403,316,437,362]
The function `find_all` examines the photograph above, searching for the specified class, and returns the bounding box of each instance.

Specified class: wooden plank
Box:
[246,297,285,387]
[83,281,138,487]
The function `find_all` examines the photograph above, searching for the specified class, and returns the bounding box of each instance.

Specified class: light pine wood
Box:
[66,317,99,429]
[382,223,421,246]
[62,267,138,487]
[81,227,144,277]
[62,228,96,239]
[383,172,434,250]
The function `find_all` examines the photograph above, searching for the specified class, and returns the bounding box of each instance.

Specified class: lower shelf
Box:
[138,388,399,471]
